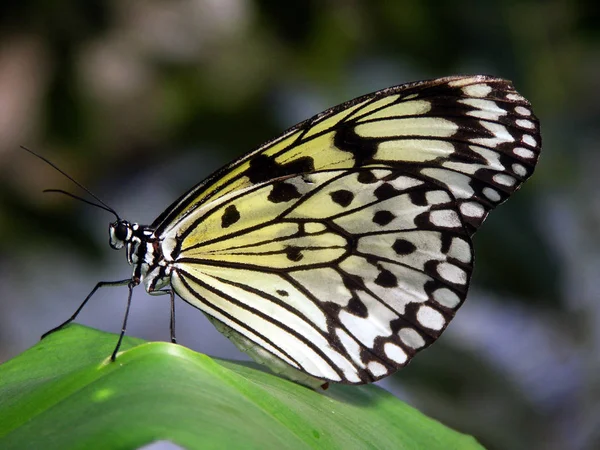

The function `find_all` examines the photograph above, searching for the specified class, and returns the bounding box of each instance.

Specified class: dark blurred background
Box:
[0,1,598,449]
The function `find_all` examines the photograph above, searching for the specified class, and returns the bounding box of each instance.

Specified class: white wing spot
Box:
[506,93,525,101]
[516,119,535,129]
[417,305,445,330]
[493,173,516,187]
[384,343,408,364]
[448,237,471,263]
[421,168,475,200]
[522,135,537,146]
[460,201,485,218]
[433,288,461,309]
[513,147,535,159]
[367,361,388,378]
[469,145,504,171]
[512,163,527,177]
[462,84,492,97]
[460,98,507,121]
[425,190,451,205]
[437,262,467,285]
[442,160,481,175]
[342,367,362,384]
[399,328,425,349]
[514,106,531,116]
[389,176,424,190]
[429,210,461,228]
[470,121,514,147]
[483,187,502,202]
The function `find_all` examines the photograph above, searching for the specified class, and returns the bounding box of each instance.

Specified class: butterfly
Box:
[35,75,541,388]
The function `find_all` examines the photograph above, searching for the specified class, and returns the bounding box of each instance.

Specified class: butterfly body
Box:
[53,75,541,387]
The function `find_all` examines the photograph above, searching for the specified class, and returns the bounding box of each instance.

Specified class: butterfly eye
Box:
[114,222,130,242]
[110,221,131,249]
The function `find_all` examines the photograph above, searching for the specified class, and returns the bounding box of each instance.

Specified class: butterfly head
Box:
[109,219,134,250]
[109,219,168,291]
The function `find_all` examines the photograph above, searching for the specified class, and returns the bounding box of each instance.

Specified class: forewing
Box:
[169,169,473,384]
[154,75,541,237]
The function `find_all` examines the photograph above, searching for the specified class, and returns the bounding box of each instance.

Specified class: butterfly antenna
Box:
[43,189,119,218]
[21,146,120,220]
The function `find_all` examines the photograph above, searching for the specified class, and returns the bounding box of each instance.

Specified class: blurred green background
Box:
[0,1,598,449]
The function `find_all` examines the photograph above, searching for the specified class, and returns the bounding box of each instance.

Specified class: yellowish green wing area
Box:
[0,325,483,450]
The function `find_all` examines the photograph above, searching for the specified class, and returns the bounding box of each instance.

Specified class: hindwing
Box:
[168,169,473,383]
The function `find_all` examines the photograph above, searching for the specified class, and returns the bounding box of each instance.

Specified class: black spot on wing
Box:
[374,183,401,201]
[268,181,302,203]
[440,233,454,254]
[285,245,303,262]
[375,268,398,288]
[357,171,378,184]
[372,210,395,226]
[221,204,240,228]
[333,126,378,167]
[409,189,429,207]
[276,289,289,297]
[330,189,354,207]
[320,301,343,321]
[393,238,417,255]
[341,271,367,291]
[346,295,368,318]
[246,155,315,184]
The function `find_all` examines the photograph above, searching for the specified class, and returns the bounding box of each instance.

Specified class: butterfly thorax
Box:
[109,220,172,292]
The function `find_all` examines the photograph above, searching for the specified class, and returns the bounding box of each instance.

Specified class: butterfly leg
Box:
[111,280,138,361]
[169,289,176,344]
[41,278,132,340]
[148,288,177,343]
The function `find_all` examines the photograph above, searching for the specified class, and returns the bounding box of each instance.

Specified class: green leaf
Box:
[0,325,482,450]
